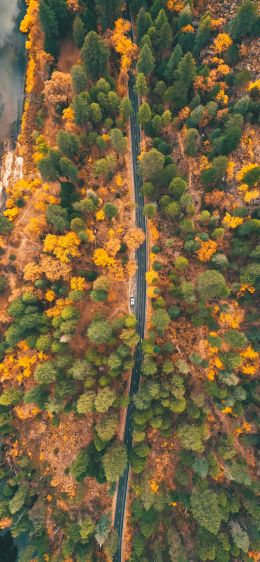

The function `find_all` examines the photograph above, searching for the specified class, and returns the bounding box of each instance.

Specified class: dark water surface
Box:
[0,2,26,559]
[0,0,26,145]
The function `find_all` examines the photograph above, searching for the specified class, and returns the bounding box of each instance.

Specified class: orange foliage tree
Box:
[44,71,72,106]
[43,232,81,263]
[124,227,145,251]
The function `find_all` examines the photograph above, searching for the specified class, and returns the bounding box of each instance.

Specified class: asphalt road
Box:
[113,32,147,562]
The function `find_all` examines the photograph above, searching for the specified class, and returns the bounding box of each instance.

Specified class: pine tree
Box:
[48,0,72,35]
[176,52,196,89]
[71,65,87,94]
[137,44,155,76]
[193,15,211,57]
[73,15,85,48]
[165,45,183,82]
[135,73,148,96]
[230,0,258,41]
[39,0,58,56]
[95,0,123,30]
[81,31,110,81]
[138,102,151,126]
[136,8,152,44]
[57,130,79,159]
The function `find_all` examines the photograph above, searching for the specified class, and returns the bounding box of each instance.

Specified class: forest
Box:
[0,0,259,561]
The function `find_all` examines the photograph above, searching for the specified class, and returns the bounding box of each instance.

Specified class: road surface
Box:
[113,25,147,562]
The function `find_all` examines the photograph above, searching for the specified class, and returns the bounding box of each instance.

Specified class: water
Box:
[0,0,26,143]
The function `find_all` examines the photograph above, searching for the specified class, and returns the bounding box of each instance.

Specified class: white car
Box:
[130,296,135,307]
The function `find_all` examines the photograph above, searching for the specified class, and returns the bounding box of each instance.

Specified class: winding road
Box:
[113,17,147,562]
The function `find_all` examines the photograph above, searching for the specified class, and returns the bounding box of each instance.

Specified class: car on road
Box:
[130,296,135,307]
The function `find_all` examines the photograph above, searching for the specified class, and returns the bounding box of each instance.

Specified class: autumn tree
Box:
[81,31,110,81]
[124,227,145,250]
[44,71,72,106]
[95,515,111,547]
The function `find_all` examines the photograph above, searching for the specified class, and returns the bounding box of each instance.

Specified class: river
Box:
[0,0,26,145]
[0,0,26,207]
[0,1,26,557]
